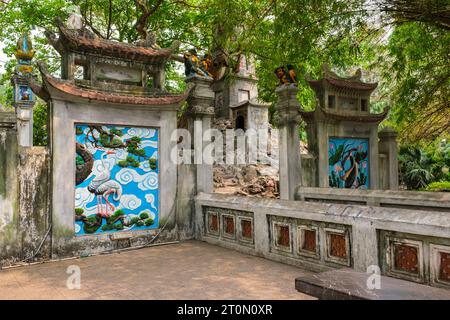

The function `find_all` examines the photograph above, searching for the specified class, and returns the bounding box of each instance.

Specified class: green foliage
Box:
[75,208,84,216]
[75,126,83,135]
[1,0,448,146]
[118,160,128,167]
[424,181,450,192]
[75,155,84,166]
[33,102,48,146]
[144,218,154,226]
[111,138,123,147]
[83,215,101,234]
[131,161,140,168]
[114,222,124,230]
[130,216,140,225]
[110,128,123,136]
[118,154,141,168]
[139,212,149,220]
[101,223,114,231]
[149,158,157,170]
[377,22,450,143]
[136,220,144,227]
[399,139,450,190]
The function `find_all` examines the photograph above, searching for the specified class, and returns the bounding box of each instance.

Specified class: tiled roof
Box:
[38,70,191,106]
[300,107,388,123]
[55,19,176,64]
[308,78,377,91]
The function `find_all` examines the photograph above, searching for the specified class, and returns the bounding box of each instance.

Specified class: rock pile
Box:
[214,163,279,198]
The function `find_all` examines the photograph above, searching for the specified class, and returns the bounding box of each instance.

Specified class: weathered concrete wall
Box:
[195,192,450,289]
[0,112,20,264]
[301,154,316,188]
[176,163,197,239]
[49,98,180,259]
[16,147,51,262]
[0,112,51,266]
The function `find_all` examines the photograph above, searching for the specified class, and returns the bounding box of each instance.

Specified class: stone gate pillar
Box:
[379,126,399,190]
[275,84,302,200]
[186,76,215,194]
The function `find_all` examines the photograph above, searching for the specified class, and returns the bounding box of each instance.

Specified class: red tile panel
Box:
[302,229,316,253]
[439,252,450,282]
[241,219,252,239]
[394,244,419,274]
[330,233,347,258]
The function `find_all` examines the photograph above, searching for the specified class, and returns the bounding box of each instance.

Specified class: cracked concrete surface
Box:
[0,240,315,300]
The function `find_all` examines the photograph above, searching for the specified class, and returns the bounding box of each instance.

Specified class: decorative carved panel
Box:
[223,215,235,238]
[394,244,419,274]
[439,252,450,283]
[303,229,316,252]
[207,211,219,235]
[202,206,254,246]
[272,222,292,253]
[430,244,450,288]
[241,219,252,239]
[297,225,320,259]
[330,234,347,259]
[324,228,351,266]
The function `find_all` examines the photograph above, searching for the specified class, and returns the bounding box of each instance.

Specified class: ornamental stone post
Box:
[185,76,215,194]
[11,32,36,147]
[379,126,399,190]
[274,84,303,200]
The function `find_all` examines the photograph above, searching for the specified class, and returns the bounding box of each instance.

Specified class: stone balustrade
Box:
[295,187,450,212]
[195,192,450,289]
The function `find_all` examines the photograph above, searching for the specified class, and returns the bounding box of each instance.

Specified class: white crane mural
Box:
[75,125,159,235]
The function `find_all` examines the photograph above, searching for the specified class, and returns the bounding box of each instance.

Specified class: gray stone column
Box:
[379,126,399,190]
[274,84,302,200]
[15,104,34,147]
[186,76,215,194]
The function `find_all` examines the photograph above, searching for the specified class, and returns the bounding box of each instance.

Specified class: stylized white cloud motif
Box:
[123,128,156,140]
[115,169,158,191]
[83,204,100,215]
[119,194,141,210]
[141,140,158,149]
[140,161,151,172]
[75,187,95,209]
[145,194,157,210]
[110,149,127,161]
[115,168,136,184]
[138,172,158,191]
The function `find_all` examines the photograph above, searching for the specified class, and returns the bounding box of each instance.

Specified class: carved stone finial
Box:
[15,32,35,62]
[67,12,83,30]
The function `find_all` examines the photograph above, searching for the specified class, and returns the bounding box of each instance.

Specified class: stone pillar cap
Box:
[0,111,17,129]
[186,75,214,117]
[379,126,398,138]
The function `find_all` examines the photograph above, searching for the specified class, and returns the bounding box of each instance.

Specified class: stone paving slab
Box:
[0,241,315,300]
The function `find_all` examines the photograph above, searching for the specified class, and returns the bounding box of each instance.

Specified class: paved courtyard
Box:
[0,241,315,300]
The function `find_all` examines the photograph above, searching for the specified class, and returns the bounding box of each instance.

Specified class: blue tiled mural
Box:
[74,125,159,236]
[328,137,369,189]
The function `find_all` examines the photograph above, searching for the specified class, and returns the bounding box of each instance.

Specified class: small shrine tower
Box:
[212,55,269,133]
[301,65,396,190]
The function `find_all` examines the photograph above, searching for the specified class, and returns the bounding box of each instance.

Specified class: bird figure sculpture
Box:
[87,150,123,217]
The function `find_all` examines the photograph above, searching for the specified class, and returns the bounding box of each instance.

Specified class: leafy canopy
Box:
[0,0,448,144]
